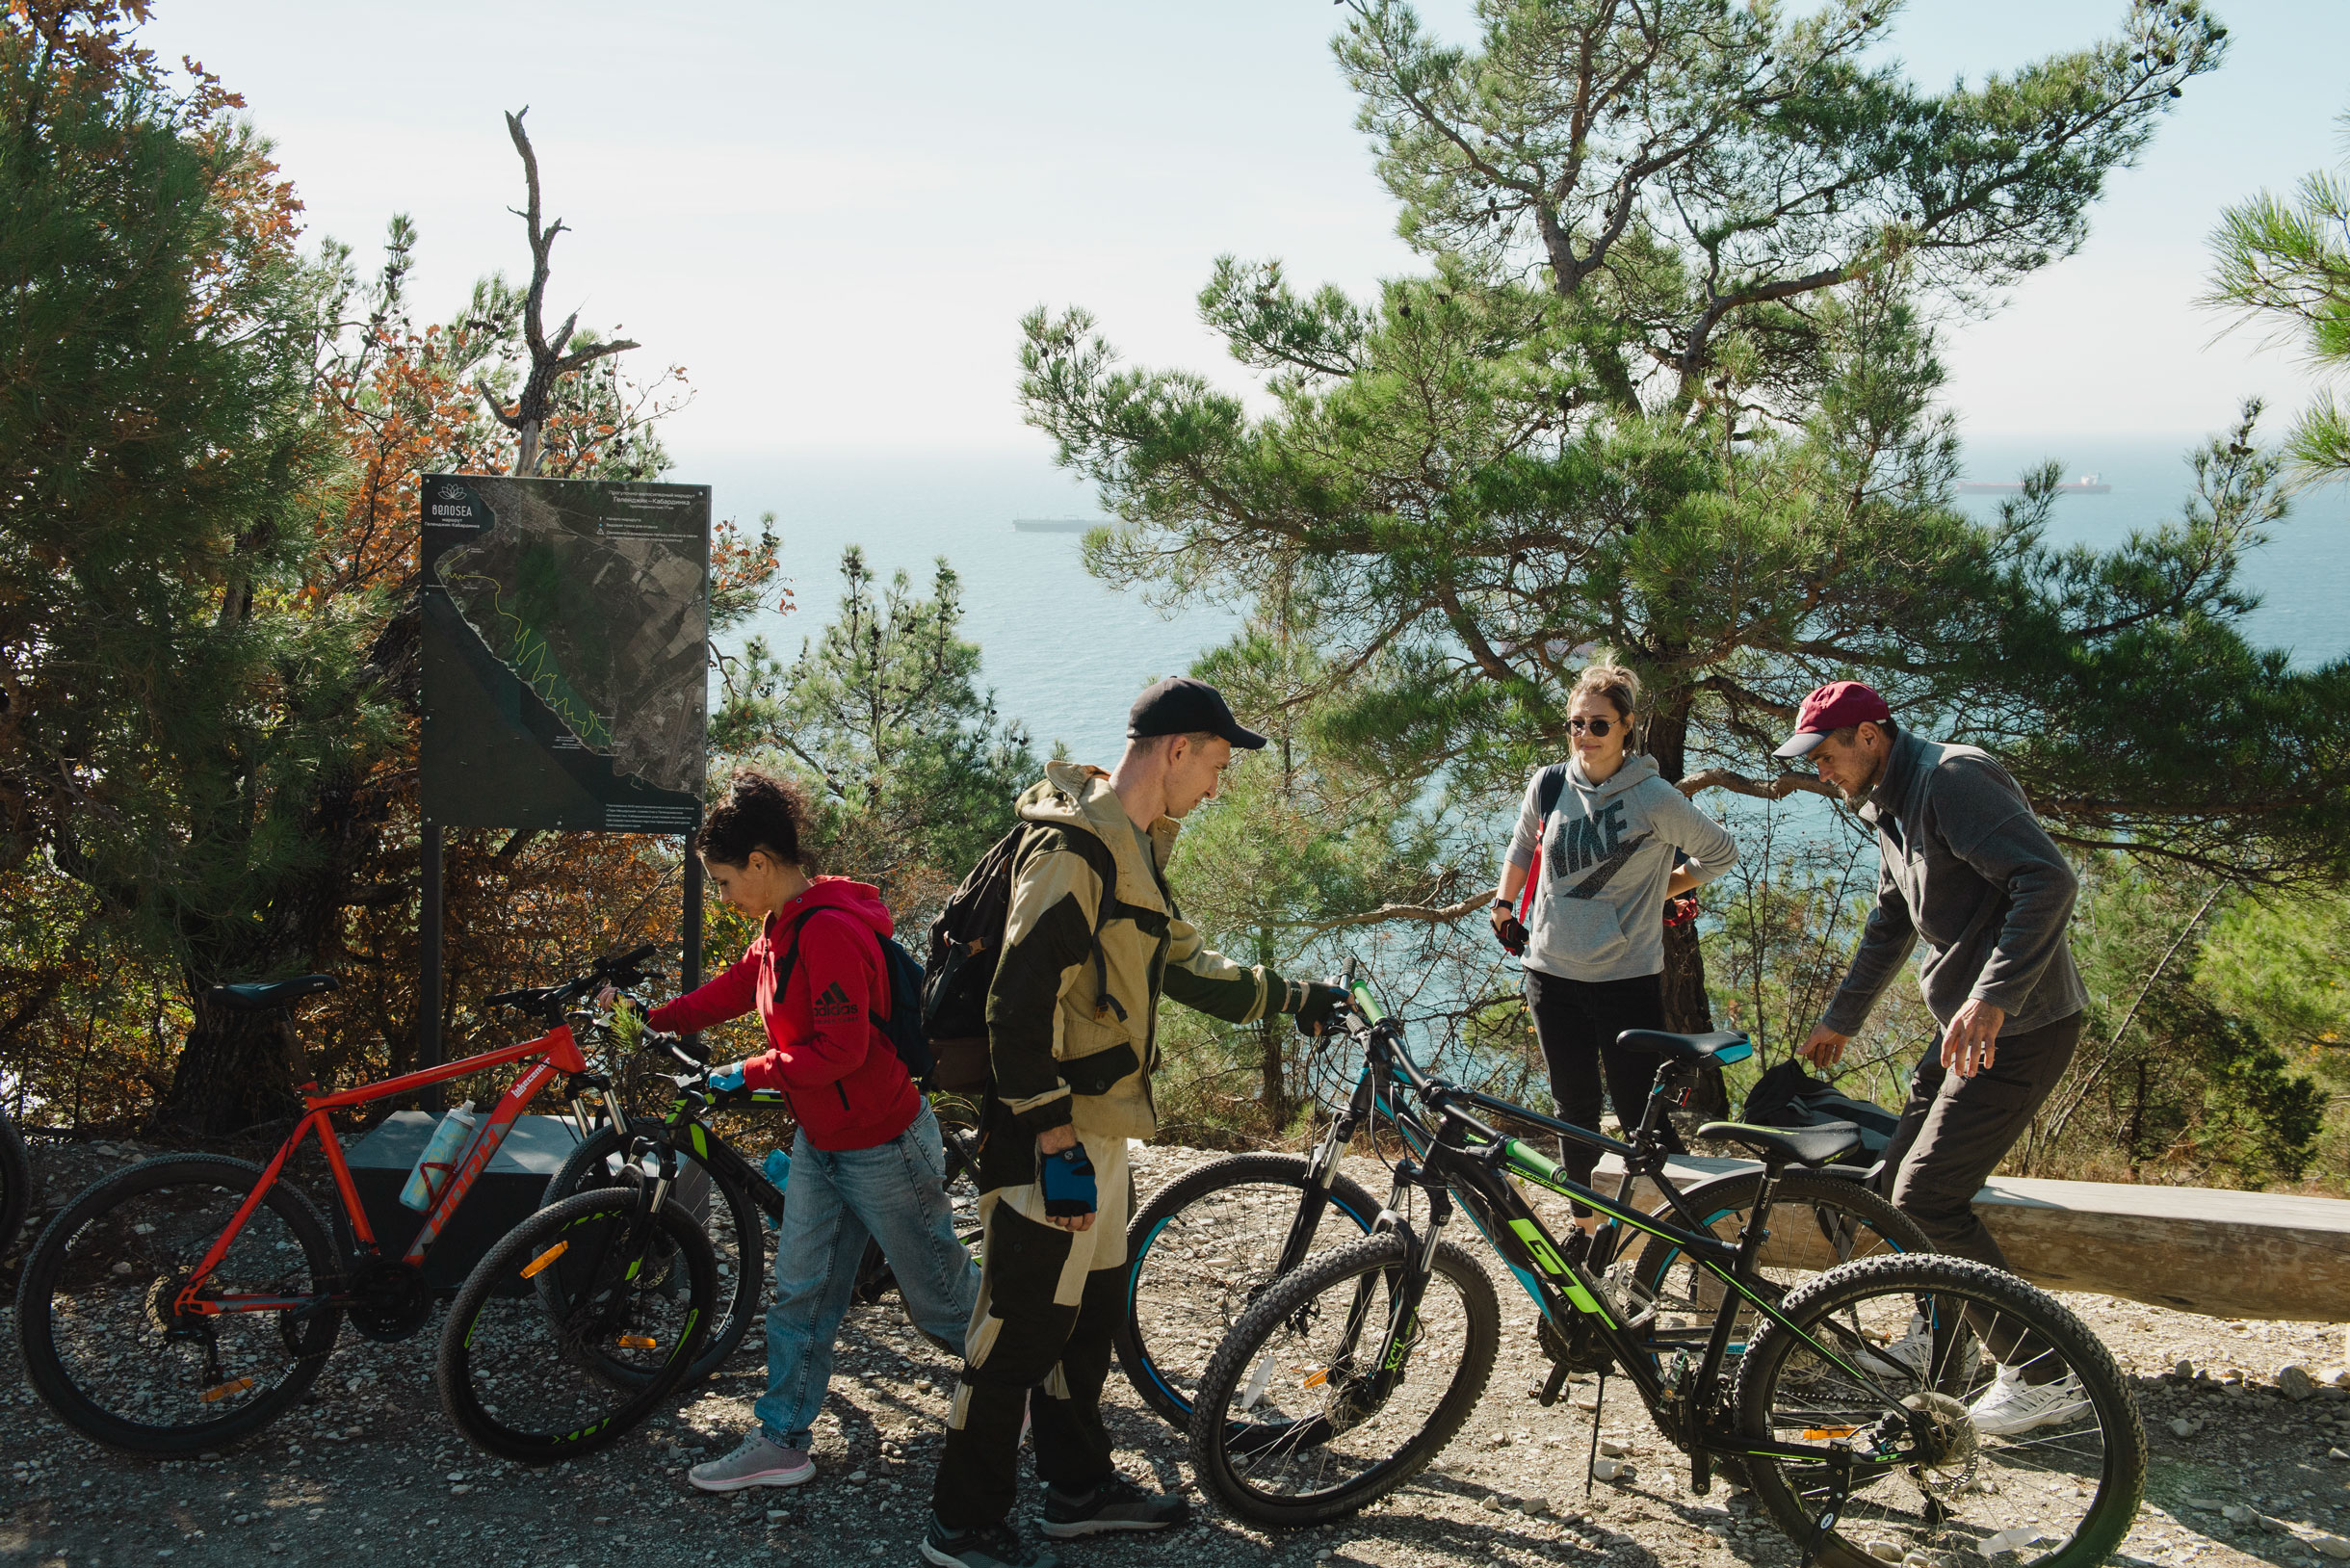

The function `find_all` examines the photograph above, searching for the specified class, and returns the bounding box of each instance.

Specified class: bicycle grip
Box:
[596,943,660,976]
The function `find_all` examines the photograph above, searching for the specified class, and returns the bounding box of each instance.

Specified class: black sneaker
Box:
[921,1514,1058,1568]
[1039,1475,1189,1538]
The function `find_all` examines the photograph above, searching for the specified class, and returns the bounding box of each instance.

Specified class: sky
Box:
[136,0,2350,463]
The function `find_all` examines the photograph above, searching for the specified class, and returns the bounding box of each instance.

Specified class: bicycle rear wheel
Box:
[1188,1231,1500,1529]
[1118,1152,1383,1429]
[543,1125,764,1384]
[1630,1169,1933,1367]
[1736,1253,2144,1568]
[13,1155,342,1455]
[435,1186,717,1464]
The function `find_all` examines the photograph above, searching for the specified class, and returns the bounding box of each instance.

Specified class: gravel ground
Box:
[3,1136,2348,1568]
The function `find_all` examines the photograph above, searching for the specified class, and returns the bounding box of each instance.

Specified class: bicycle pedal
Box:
[1529,1365,1569,1407]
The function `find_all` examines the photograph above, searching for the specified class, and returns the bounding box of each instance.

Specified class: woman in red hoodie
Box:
[641,771,977,1494]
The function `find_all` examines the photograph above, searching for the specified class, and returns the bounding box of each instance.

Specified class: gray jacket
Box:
[1820,730,2088,1038]
[1504,754,1738,983]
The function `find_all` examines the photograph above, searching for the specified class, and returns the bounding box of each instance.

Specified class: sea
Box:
[691,435,2349,773]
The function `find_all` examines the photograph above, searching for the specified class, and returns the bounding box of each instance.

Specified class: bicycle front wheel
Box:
[435,1186,717,1464]
[543,1125,765,1384]
[1188,1231,1500,1529]
[13,1155,342,1455]
[1736,1253,2145,1568]
[1117,1152,1383,1429]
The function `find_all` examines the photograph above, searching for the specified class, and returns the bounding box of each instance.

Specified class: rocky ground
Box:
[2,1137,2347,1568]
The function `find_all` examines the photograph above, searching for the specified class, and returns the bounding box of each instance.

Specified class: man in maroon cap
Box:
[1780,682,2088,1436]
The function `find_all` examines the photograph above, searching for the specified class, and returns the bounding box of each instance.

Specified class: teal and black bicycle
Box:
[1186,967,2144,1568]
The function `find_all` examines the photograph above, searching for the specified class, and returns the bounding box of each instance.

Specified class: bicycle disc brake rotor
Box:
[348,1257,432,1342]
[1895,1390,1979,1498]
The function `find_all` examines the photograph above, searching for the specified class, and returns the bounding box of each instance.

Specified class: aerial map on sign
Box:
[420,473,710,833]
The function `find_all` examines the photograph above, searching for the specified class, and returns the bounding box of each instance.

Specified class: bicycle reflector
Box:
[617,1335,658,1350]
[201,1377,254,1404]
[519,1241,569,1280]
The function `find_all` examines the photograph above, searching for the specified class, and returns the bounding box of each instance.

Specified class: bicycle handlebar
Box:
[482,944,667,1018]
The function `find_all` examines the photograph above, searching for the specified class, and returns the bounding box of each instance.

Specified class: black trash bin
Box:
[346,1111,584,1291]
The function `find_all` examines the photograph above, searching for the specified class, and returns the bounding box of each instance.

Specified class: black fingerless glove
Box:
[1040,1145,1098,1218]
[1293,981,1347,1037]
[1491,908,1529,956]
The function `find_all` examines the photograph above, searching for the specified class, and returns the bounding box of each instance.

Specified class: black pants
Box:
[1872,1010,2082,1375]
[930,1209,1123,1529]
[1526,969,1685,1214]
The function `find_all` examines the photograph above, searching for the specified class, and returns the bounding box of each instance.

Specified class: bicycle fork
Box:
[1332,1178,1452,1419]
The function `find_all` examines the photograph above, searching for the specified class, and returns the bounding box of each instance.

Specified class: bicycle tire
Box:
[1188,1230,1500,1529]
[0,1108,32,1263]
[1736,1253,2146,1568]
[14,1154,343,1455]
[435,1186,718,1465]
[1117,1151,1383,1430]
[543,1125,765,1384]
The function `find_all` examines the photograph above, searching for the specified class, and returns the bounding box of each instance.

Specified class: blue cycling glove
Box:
[708,1061,747,1094]
[1039,1145,1097,1218]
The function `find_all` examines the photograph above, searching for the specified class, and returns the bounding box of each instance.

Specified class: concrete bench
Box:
[1588,1153,2350,1322]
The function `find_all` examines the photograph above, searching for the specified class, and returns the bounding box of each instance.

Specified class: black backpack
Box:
[923,823,1122,1048]
[769,910,934,1086]
[1741,1058,1901,1164]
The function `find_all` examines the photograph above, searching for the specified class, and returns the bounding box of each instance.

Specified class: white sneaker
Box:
[1967,1365,2088,1436]
[1849,1312,1934,1383]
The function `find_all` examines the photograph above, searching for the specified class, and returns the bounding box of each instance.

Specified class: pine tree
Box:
[715,548,1035,927]
[1018,0,2350,1028]
[2204,103,2350,485]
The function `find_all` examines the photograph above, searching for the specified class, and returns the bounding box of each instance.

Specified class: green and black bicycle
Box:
[1119,972,1931,1431]
[1186,967,2144,1568]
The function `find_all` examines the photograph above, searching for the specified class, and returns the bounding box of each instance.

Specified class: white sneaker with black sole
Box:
[1968,1365,2089,1436]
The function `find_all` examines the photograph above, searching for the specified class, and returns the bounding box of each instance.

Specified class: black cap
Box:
[1126,676,1266,750]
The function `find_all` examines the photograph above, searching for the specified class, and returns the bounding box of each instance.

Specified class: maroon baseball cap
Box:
[1774,681,1893,758]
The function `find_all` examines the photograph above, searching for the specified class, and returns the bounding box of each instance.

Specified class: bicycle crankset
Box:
[347,1257,433,1342]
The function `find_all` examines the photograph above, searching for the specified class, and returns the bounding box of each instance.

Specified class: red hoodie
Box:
[646,877,919,1151]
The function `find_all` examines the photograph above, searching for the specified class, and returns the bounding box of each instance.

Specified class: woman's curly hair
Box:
[695,769,813,869]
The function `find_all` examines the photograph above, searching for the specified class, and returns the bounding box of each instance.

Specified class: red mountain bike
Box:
[13,945,713,1460]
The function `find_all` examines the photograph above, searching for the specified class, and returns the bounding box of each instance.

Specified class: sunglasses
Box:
[1568,717,1623,737]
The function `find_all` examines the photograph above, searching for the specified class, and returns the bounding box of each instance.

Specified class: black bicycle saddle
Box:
[1615,1029,1754,1065]
[1696,1119,1863,1167]
[206,975,338,1011]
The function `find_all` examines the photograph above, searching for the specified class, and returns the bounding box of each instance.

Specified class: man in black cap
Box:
[923,678,1345,1568]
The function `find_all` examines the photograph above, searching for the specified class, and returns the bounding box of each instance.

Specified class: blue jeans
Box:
[755,1100,978,1450]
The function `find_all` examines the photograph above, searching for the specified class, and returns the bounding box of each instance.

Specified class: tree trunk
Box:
[148,991,310,1137]
[1259,1013,1288,1130]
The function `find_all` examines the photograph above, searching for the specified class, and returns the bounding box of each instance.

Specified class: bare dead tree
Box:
[479,107,639,477]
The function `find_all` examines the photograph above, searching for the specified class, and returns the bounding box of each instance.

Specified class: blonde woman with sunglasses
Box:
[1488,665,1738,1244]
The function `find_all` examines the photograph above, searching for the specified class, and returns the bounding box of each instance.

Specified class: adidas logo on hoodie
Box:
[810,980,861,1022]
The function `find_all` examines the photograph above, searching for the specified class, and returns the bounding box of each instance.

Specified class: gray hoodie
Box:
[1504,755,1739,983]
[1818,730,2086,1038]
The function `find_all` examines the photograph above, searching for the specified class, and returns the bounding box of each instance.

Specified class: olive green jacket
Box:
[987,761,1309,1142]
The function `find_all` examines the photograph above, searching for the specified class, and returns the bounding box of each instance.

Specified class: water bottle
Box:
[761,1147,793,1231]
[399,1102,479,1212]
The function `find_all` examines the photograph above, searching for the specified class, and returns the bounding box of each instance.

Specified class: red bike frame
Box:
[176,1025,590,1319]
